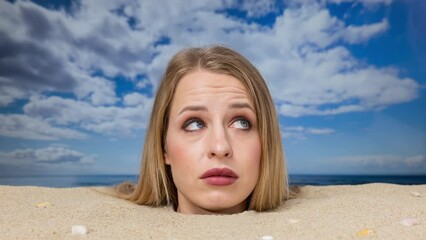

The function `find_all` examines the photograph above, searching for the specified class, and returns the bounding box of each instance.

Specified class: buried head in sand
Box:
[117,45,289,214]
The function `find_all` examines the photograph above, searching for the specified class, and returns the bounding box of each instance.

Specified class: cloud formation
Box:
[23,95,152,136]
[0,114,86,140]
[282,126,335,140]
[4,146,94,164]
[333,154,426,172]
[0,145,97,175]
[0,0,420,141]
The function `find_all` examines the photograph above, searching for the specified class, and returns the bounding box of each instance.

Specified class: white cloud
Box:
[0,0,420,140]
[0,82,26,106]
[282,125,335,139]
[23,96,151,136]
[333,154,426,169]
[404,155,426,168]
[0,146,95,165]
[343,18,388,43]
[123,92,152,107]
[0,114,86,140]
[306,128,335,135]
[0,0,123,106]
[238,0,279,17]
[74,74,118,106]
[248,4,417,117]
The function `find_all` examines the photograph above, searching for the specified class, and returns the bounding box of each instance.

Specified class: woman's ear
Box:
[163,143,171,165]
[164,152,171,165]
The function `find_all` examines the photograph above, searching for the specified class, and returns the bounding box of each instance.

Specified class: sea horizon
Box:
[0,174,425,188]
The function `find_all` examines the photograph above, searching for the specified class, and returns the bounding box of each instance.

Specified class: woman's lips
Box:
[200,168,239,186]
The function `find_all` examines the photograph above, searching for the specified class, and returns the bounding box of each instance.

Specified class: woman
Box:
[117,45,289,214]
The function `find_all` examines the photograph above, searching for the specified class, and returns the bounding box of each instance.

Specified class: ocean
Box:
[0,174,425,188]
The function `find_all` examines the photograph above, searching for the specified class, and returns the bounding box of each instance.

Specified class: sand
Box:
[0,183,425,240]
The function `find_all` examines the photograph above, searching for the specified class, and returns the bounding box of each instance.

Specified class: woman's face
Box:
[164,69,261,214]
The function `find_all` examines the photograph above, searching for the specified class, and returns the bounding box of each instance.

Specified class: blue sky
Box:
[0,0,425,176]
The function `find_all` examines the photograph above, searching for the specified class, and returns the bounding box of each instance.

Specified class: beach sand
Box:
[1,183,425,239]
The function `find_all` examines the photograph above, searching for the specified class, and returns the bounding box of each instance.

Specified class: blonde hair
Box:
[117,45,289,211]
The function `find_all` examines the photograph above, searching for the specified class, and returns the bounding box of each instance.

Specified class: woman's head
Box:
[124,45,288,213]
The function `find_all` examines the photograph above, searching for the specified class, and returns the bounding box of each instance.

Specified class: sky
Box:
[0,0,425,176]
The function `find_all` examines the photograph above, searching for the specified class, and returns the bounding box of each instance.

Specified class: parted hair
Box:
[117,45,289,211]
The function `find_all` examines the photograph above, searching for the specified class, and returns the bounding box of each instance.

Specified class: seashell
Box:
[410,191,421,197]
[261,236,274,240]
[356,229,374,236]
[288,219,300,224]
[35,202,52,208]
[71,225,88,235]
[400,218,420,226]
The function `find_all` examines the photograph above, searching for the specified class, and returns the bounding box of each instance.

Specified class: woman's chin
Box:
[195,199,246,214]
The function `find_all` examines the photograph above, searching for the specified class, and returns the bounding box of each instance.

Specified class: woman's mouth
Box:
[200,168,239,186]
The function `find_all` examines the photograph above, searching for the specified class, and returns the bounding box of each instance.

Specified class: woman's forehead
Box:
[172,70,252,106]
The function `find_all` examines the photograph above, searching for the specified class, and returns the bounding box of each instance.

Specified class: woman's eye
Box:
[183,119,205,131]
[232,118,251,129]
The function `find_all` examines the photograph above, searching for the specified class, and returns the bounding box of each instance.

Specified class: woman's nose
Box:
[207,126,233,159]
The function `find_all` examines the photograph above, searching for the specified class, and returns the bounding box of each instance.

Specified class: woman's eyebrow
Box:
[178,103,253,115]
[229,102,254,111]
[179,105,207,115]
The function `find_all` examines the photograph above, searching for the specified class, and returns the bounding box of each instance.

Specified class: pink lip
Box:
[200,168,239,186]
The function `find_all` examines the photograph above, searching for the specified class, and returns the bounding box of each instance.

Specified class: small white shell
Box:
[400,218,420,226]
[356,229,374,236]
[35,202,52,208]
[261,236,274,240]
[71,225,88,235]
[288,219,300,224]
[410,191,421,197]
